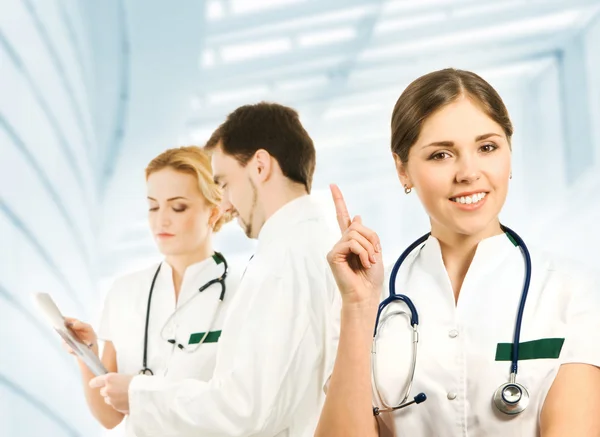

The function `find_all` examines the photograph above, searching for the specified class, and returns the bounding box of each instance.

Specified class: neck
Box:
[261,182,307,227]
[165,242,213,298]
[431,219,503,301]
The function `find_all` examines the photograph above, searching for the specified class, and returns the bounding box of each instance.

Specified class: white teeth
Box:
[451,192,486,204]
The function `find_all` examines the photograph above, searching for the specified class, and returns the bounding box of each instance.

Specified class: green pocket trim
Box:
[188,330,222,345]
[495,338,565,361]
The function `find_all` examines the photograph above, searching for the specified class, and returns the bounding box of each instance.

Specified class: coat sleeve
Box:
[322,268,342,394]
[97,278,121,342]
[560,270,600,367]
[127,251,328,437]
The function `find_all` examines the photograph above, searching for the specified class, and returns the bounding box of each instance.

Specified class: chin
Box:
[448,217,501,239]
[156,243,182,256]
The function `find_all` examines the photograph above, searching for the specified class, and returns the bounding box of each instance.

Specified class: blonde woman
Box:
[64,146,234,436]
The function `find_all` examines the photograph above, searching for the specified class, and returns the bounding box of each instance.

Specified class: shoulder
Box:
[104,263,161,304]
[248,226,340,299]
[530,246,599,303]
[531,245,597,282]
[113,263,160,288]
[291,213,340,252]
[264,220,339,271]
[260,242,329,282]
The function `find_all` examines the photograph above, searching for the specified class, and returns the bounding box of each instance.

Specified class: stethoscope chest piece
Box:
[493,381,529,415]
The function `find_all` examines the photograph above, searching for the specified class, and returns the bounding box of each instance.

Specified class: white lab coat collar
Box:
[159,255,223,303]
[418,231,517,286]
[257,194,319,248]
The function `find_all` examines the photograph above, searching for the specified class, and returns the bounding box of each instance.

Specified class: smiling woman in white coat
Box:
[316,68,600,437]
[63,146,234,436]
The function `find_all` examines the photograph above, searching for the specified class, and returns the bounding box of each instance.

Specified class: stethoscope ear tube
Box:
[139,254,228,375]
[139,263,162,376]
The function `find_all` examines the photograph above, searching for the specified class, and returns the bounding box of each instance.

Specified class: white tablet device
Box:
[33,293,108,377]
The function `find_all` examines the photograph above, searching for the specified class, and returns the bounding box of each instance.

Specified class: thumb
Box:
[89,375,107,389]
[63,317,78,327]
[352,215,362,225]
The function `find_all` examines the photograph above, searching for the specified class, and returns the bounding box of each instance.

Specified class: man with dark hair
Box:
[206,101,316,193]
[119,101,342,437]
[205,102,317,238]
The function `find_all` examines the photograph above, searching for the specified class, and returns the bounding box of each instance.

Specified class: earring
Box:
[510,172,513,180]
[404,184,412,194]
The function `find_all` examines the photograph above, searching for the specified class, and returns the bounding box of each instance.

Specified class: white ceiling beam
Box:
[205,0,379,36]
[196,0,595,87]
[186,41,560,128]
[204,0,486,46]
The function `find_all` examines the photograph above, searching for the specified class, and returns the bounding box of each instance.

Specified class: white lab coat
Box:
[127,195,342,437]
[98,254,235,436]
[372,232,600,436]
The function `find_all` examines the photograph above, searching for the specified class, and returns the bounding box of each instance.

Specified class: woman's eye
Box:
[480,143,498,153]
[430,151,450,160]
[148,207,158,212]
[173,206,187,213]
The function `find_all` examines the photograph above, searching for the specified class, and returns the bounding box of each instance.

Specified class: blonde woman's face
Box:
[146,168,217,256]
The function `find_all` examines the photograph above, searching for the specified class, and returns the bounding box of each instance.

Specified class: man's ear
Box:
[253,149,272,182]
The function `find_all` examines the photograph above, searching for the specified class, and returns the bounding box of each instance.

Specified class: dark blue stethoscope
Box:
[371,225,532,416]
[139,252,228,376]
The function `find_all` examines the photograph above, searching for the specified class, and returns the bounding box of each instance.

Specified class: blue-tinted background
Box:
[1,1,599,436]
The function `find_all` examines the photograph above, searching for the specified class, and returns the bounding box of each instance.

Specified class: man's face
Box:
[211,146,261,238]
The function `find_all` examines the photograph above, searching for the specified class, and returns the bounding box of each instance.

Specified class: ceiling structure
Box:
[184,0,598,149]
[99,0,600,277]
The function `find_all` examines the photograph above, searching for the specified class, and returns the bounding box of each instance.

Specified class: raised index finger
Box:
[330,184,351,232]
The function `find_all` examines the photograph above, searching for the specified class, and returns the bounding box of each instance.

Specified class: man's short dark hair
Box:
[205,102,316,193]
